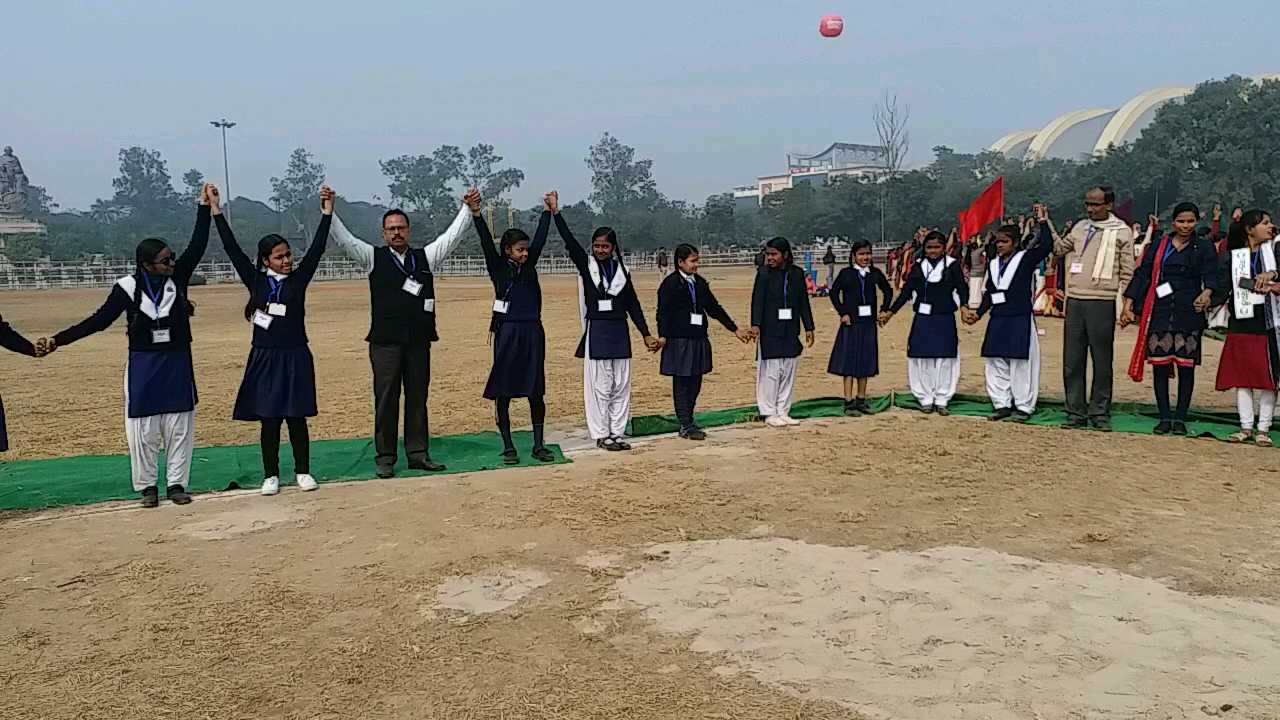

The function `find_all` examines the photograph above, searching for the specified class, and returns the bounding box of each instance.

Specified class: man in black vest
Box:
[330,188,482,477]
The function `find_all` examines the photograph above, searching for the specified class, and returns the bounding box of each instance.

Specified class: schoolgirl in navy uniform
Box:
[216,185,333,494]
[475,193,555,464]
[655,244,753,440]
[880,230,969,415]
[43,185,213,507]
[751,237,815,427]
[827,239,893,415]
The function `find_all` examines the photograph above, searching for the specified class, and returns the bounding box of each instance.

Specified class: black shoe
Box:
[1153,420,1172,435]
[936,406,951,417]
[531,446,556,463]
[612,437,632,451]
[921,405,935,414]
[408,458,446,472]
[1090,418,1112,432]
[843,400,862,417]
[597,438,622,451]
[1064,417,1088,429]
[375,465,395,479]
[989,408,1014,422]
[501,449,519,465]
[1170,421,1188,436]
[680,427,707,441]
[140,486,159,508]
[855,398,873,414]
[1011,410,1033,423]
[166,485,192,505]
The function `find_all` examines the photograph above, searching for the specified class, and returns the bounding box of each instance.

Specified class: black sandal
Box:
[531,446,556,463]
[597,438,622,451]
[612,437,632,451]
[501,449,519,465]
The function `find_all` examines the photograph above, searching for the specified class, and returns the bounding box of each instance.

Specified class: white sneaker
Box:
[261,476,280,496]
[781,415,800,426]
[765,416,789,428]
[296,474,319,492]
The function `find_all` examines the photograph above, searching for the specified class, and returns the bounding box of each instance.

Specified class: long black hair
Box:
[130,238,169,330]
[674,243,699,266]
[244,234,290,321]
[765,236,794,266]
[1227,209,1271,251]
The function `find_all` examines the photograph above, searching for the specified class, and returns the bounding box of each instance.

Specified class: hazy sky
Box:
[3,0,1274,212]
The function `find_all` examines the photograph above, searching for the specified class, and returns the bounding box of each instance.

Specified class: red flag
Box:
[958,177,1004,240]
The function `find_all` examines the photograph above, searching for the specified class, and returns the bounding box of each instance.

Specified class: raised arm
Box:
[1028,220,1055,266]
[527,211,552,267]
[422,190,479,269]
[328,211,376,274]
[473,212,501,278]
[294,187,335,285]
[213,211,257,287]
[175,187,213,281]
[1054,220,1076,256]
[554,211,588,271]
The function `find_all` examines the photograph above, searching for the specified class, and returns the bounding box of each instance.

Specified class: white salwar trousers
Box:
[584,357,632,440]
[908,357,960,409]
[756,356,799,418]
[985,322,1041,414]
[123,371,195,492]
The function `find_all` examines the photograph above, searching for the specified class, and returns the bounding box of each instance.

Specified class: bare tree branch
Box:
[873,91,911,176]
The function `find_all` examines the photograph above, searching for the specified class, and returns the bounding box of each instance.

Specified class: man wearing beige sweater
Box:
[1053,186,1134,430]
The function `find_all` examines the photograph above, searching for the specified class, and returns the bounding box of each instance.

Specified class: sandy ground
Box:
[3,268,1278,719]
[2,415,1279,719]
[0,267,1233,459]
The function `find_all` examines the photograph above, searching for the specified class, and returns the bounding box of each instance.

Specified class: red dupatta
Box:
[1127,233,1172,382]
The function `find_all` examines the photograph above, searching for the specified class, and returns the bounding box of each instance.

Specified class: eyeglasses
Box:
[1083,201,1106,207]
[152,255,176,266]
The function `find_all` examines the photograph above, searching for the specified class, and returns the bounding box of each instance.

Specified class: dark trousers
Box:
[672,374,704,430]
[260,417,310,477]
[1063,298,1116,420]
[369,342,432,469]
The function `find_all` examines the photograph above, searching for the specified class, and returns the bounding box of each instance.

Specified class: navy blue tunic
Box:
[217,213,331,420]
[827,266,893,378]
[888,257,969,358]
[656,271,738,377]
[477,212,551,399]
[554,213,652,360]
[976,223,1054,359]
[750,265,815,360]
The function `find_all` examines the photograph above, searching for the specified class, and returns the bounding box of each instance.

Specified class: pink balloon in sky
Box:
[819,15,844,38]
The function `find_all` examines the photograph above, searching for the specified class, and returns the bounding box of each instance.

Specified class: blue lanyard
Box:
[502,261,522,301]
[141,272,165,309]
[391,250,417,278]
[855,269,871,305]
[1159,241,1177,274]
[685,277,698,309]
[266,276,286,304]
[1082,227,1099,254]
[995,254,1015,283]
[1253,250,1263,277]
[600,260,615,293]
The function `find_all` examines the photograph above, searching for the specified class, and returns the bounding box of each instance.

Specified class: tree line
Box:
[8,75,1278,262]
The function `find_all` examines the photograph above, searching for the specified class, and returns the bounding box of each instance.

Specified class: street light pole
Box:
[209,118,236,219]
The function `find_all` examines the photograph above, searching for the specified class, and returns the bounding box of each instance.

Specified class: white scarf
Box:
[576,256,628,331]
[1086,214,1128,282]
[990,250,1026,292]
[916,257,961,307]
[117,275,176,320]
[1231,242,1280,328]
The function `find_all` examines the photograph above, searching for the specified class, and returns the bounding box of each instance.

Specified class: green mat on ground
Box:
[628,391,1270,444]
[0,432,567,512]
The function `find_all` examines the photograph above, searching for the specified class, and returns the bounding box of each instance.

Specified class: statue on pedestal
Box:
[0,146,32,218]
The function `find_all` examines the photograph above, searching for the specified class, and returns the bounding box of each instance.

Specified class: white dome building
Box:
[990,76,1275,163]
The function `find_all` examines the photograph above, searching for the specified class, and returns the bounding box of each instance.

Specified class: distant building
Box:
[992,75,1278,162]
[739,142,888,207]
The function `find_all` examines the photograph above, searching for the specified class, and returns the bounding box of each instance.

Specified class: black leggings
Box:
[672,375,704,430]
[1153,365,1195,421]
[261,417,310,478]
[495,396,546,451]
